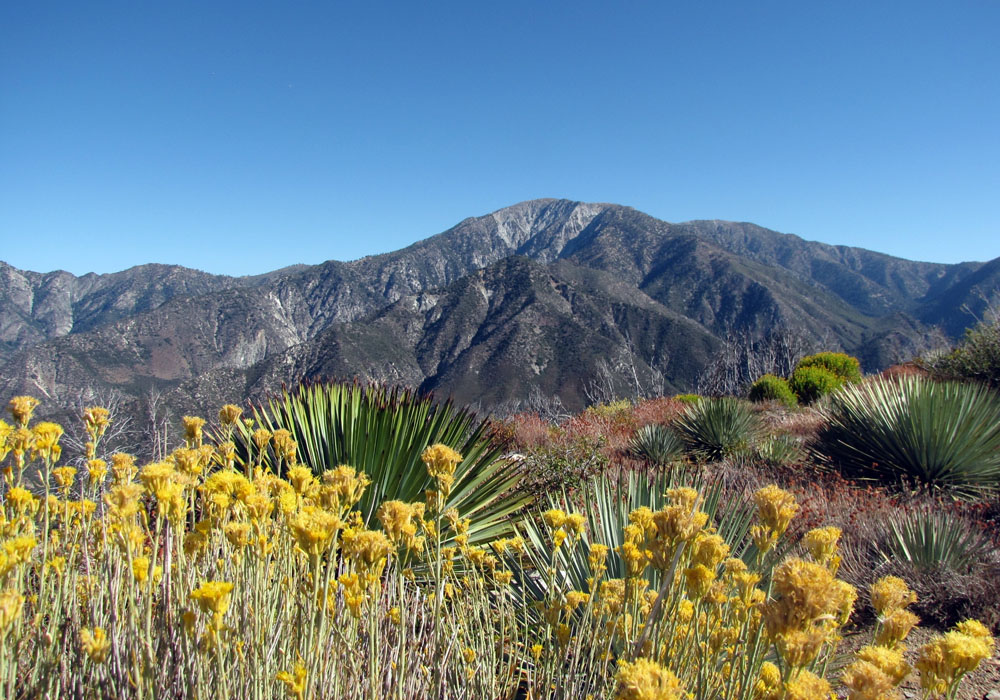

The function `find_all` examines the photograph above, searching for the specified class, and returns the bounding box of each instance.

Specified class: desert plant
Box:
[754,434,806,467]
[877,508,996,573]
[627,423,685,467]
[789,365,842,404]
[924,308,1000,387]
[673,393,702,405]
[814,376,1000,497]
[747,374,797,407]
[673,397,763,461]
[795,351,862,383]
[245,381,531,540]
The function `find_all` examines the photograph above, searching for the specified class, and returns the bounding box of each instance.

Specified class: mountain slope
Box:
[1,199,994,419]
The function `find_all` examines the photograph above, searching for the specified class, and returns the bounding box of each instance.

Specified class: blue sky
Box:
[2,1,998,276]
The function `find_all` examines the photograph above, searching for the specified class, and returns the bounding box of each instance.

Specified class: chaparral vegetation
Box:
[1,338,999,699]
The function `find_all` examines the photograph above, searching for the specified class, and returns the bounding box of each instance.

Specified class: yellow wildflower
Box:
[6,487,39,516]
[377,500,425,552]
[875,608,919,648]
[80,626,111,663]
[615,657,686,700]
[0,590,24,634]
[104,483,144,520]
[182,416,206,446]
[271,429,297,465]
[287,506,341,559]
[782,670,831,700]
[52,466,76,492]
[252,428,272,451]
[318,465,370,515]
[754,661,782,700]
[32,422,64,462]
[683,564,716,599]
[218,404,242,427]
[224,522,251,549]
[421,443,461,497]
[138,461,176,496]
[753,485,798,536]
[286,466,316,495]
[275,662,308,700]
[189,581,234,616]
[589,543,610,575]
[8,396,40,427]
[86,459,108,486]
[691,532,729,570]
[110,453,138,484]
[82,406,110,440]
[870,576,916,617]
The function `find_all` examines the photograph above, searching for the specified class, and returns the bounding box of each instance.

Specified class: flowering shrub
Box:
[0,395,994,699]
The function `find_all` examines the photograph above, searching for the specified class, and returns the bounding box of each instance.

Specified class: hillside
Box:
[1,199,997,418]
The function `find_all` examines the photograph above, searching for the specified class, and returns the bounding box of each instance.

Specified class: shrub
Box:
[796,351,862,383]
[814,376,1000,497]
[673,393,702,405]
[584,399,633,420]
[673,397,763,461]
[748,374,797,407]
[789,365,842,404]
[924,311,1000,387]
[627,423,685,466]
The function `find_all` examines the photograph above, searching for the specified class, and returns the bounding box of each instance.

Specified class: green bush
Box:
[924,313,1000,387]
[747,374,798,407]
[585,399,632,419]
[673,397,763,461]
[243,381,531,540]
[789,366,842,404]
[796,351,862,382]
[814,376,1000,497]
[627,423,685,466]
[673,393,702,405]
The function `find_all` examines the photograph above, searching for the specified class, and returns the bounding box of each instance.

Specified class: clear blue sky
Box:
[2,1,997,276]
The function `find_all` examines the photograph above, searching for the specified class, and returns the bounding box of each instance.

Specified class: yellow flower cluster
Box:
[915,619,995,698]
[0,395,995,700]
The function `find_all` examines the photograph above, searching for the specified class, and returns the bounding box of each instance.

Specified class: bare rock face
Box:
[1,199,997,423]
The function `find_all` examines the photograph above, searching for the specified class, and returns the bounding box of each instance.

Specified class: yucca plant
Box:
[673,397,764,461]
[877,507,997,573]
[627,423,685,466]
[510,469,762,602]
[244,381,531,540]
[815,376,1000,497]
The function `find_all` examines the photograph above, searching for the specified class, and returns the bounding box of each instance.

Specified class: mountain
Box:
[1,199,996,424]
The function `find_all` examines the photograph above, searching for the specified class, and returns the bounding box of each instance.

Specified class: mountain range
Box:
[2,199,998,423]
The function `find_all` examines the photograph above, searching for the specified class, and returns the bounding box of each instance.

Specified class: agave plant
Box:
[815,376,1000,497]
[243,381,531,541]
[627,423,685,466]
[673,397,764,461]
[877,507,997,573]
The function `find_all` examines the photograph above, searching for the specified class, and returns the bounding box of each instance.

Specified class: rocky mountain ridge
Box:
[1,199,997,421]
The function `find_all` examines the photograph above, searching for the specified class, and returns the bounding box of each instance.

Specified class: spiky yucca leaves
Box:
[511,470,760,601]
[878,508,996,573]
[627,424,685,467]
[673,397,763,461]
[815,376,1000,497]
[246,381,531,540]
